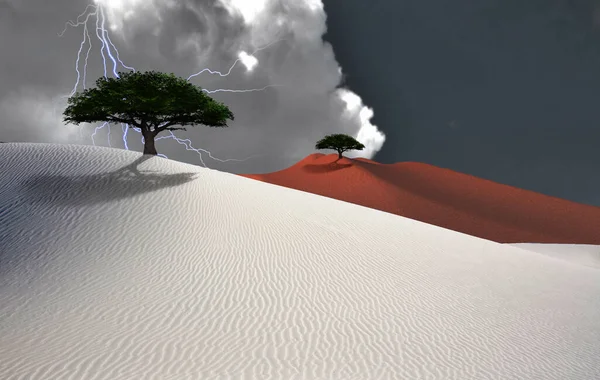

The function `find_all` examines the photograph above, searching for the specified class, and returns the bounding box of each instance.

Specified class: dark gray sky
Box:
[2,0,599,206]
[323,0,600,206]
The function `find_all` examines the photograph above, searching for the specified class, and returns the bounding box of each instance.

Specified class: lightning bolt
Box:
[186,38,285,81]
[57,2,282,166]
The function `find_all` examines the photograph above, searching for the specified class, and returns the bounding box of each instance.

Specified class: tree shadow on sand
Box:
[20,154,199,208]
[302,159,353,174]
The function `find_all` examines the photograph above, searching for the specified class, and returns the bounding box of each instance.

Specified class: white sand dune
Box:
[1,143,600,380]
[510,243,600,270]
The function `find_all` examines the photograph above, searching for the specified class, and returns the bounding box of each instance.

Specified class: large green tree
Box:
[315,133,365,159]
[63,70,234,156]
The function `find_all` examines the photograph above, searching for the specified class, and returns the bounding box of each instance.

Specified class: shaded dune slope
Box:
[241,153,600,244]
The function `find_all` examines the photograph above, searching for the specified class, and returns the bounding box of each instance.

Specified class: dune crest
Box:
[241,154,600,244]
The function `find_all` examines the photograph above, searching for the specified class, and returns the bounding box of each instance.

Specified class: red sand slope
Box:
[240,153,600,244]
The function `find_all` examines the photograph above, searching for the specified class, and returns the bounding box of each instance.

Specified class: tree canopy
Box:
[315,133,365,159]
[63,70,234,155]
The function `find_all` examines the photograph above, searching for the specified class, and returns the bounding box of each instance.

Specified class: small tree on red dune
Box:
[315,133,365,159]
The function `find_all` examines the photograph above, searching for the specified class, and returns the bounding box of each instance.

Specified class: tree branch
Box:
[106,115,139,126]
[154,120,178,133]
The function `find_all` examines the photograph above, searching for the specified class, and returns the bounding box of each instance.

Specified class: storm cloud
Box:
[0,0,385,173]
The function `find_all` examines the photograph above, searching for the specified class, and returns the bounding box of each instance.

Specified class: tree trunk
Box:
[337,150,343,159]
[142,130,158,155]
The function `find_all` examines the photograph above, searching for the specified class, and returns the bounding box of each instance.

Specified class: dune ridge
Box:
[241,153,600,244]
[510,243,600,269]
[1,143,600,379]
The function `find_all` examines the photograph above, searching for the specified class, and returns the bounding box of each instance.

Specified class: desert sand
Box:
[1,143,599,380]
[510,243,600,269]
[241,153,600,244]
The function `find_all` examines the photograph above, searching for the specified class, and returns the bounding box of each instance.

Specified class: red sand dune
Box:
[240,153,600,244]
